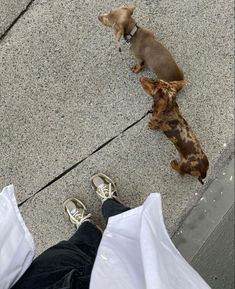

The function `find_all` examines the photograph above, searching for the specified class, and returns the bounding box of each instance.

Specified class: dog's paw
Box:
[131,64,142,73]
[148,121,157,129]
[170,160,179,169]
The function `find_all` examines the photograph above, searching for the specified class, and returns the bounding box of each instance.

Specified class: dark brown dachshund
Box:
[140,76,209,184]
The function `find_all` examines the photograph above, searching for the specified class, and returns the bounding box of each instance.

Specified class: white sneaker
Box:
[63,198,92,229]
[91,173,118,203]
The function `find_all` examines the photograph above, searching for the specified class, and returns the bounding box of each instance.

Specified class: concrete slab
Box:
[191,205,234,289]
[172,155,234,288]
[173,156,234,261]
[1,0,234,252]
[0,0,32,37]
[19,118,230,256]
[0,0,152,202]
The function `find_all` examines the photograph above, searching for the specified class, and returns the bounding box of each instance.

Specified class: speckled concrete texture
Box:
[0,0,234,254]
[20,118,230,256]
[1,0,233,204]
[0,0,151,202]
[0,0,32,37]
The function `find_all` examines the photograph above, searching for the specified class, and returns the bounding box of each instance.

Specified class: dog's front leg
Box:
[170,160,185,176]
[148,120,159,129]
[131,60,144,73]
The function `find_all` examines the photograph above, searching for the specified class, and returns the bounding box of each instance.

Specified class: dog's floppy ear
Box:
[126,6,135,15]
[169,80,186,92]
[113,23,124,41]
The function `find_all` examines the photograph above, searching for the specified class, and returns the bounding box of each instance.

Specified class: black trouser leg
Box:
[12,221,102,289]
[68,221,102,259]
[101,198,130,223]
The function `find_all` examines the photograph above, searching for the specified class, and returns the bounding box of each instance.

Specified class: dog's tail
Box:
[198,176,204,185]
[198,156,209,185]
[198,168,208,185]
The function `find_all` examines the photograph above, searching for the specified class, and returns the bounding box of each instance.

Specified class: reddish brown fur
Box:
[140,77,209,184]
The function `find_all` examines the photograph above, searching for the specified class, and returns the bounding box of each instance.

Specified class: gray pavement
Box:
[174,156,234,262]
[0,0,234,261]
[173,156,234,288]
[19,118,204,255]
[1,0,151,202]
[0,0,32,37]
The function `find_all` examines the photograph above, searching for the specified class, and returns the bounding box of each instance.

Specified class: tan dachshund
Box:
[98,6,184,81]
[140,76,209,184]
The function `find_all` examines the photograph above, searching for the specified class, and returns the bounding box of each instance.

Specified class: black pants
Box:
[12,199,130,289]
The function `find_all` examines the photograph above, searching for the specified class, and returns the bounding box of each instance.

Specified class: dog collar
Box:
[124,24,139,43]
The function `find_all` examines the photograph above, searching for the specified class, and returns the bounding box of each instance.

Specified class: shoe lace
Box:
[71,209,91,225]
[98,183,112,197]
[97,183,117,204]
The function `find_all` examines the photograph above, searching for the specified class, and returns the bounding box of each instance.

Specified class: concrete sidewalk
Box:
[0,0,32,37]
[0,0,234,257]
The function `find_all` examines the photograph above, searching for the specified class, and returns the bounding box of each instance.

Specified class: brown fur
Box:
[140,76,209,184]
[98,6,184,81]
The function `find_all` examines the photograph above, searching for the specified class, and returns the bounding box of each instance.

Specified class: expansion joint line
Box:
[18,112,148,207]
[0,0,36,42]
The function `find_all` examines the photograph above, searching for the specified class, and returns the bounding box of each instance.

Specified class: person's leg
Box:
[68,220,102,259]
[63,198,103,260]
[90,173,130,223]
[12,199,101,289]
[101,198,130,222]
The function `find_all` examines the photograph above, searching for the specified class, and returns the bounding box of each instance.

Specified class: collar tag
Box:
[124,24,139,43]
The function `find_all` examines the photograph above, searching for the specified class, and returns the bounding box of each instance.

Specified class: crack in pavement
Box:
[1,1,150,208]
[0,0,36,42]
[18,112,149,207]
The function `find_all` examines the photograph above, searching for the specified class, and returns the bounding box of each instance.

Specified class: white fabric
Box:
[90,193,211,289]
[0,185,35,289]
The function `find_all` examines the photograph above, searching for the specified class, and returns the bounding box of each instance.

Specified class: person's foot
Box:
[63,198,92,229]
[91,173,117,203]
